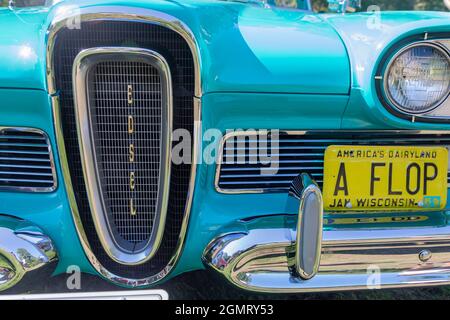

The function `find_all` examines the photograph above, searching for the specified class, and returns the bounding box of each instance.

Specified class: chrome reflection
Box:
[0,215,58,292]
[203,212,450,293]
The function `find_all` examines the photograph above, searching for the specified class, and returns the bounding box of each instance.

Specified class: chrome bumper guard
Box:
[0,216,58,292]
[203,174,450,293]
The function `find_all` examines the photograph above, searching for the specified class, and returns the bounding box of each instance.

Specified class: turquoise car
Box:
[0,0,449,296]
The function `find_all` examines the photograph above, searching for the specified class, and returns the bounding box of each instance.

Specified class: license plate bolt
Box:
[419,249,432,262]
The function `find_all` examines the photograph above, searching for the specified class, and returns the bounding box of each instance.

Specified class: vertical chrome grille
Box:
[0,128,56,192]
[74,48,172,264]
[92,60,162,246]
[53,20,195,279]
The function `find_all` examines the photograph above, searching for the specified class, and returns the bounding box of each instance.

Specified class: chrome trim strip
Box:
[46,6,202,98]
[0,127,57,193]
[0,215,58,292]
[72,47,172,265]
[203,214,450,293]
[382,41,450,116]
[215,130,450,194]
[47,7,201,286]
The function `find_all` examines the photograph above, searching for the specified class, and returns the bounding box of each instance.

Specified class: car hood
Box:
[2,1,449,96]
[188,2,351,94]
[0,1,351,95]
[323,11,450,90]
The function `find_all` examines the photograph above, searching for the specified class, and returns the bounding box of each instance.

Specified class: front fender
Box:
[0,8,48,89]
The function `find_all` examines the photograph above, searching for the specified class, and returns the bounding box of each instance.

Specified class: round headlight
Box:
[384,43,450,114]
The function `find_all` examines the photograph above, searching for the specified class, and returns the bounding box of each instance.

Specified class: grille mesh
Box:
[91,61,162,250]
[0,128,55,191]
[53,21,194,278]
[217,131,450,192]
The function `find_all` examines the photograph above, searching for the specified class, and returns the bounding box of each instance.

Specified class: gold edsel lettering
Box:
[129,144,135,162]
[128,115,134,134]
[127,84,133,105]
[130,171,136,190]
[129,198,137,216]
[128,84,136,216]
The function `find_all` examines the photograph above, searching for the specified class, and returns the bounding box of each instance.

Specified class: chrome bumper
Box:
[0,216,57,292]
[203,174,450,293]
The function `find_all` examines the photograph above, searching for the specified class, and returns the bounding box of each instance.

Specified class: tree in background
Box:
[312,0,448,11]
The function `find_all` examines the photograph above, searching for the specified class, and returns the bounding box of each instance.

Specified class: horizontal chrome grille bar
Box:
[0,135,47,141]
[0,142,49,148]
[224,146,329,151]
[224,136,450,144]
[221,166,324,172]
[0,128,56,192]
[0,177,54,182]
[224,153,324,158]
[0,163,53,169]
[0,149,50,155]
[0,171,53,176]
[219,180,296,185]
[216,131,450,193]
[221,173,322,178]
[0,157,51,162]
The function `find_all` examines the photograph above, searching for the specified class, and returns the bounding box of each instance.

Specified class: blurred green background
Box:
[1,0,449,10]
[313,0,447,11]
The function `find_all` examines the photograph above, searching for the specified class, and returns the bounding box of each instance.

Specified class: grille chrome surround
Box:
[47,7,201,287]
[73,47,172,265]
[0,127,56,192]
[216,130,450,194]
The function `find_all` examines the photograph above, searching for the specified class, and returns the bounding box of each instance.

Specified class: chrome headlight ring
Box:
[376,34,450,123]
[384,42,450,114]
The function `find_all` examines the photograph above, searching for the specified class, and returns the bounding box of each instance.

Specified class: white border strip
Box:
[0,290,169,300]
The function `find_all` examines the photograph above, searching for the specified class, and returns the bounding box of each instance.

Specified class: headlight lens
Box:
[385,43,450,114]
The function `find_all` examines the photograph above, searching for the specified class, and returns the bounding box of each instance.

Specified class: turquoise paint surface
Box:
[173,92,347,273]
[0,0,449,284]
[0,8,48,89]
[2,0,350,94]
[324,12,450,129]
[195,4,351,94]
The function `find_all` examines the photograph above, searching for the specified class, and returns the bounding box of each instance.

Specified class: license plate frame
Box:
[323,145,448,212]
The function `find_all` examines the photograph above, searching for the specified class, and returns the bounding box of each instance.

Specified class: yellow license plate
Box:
[323,146,448,211]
